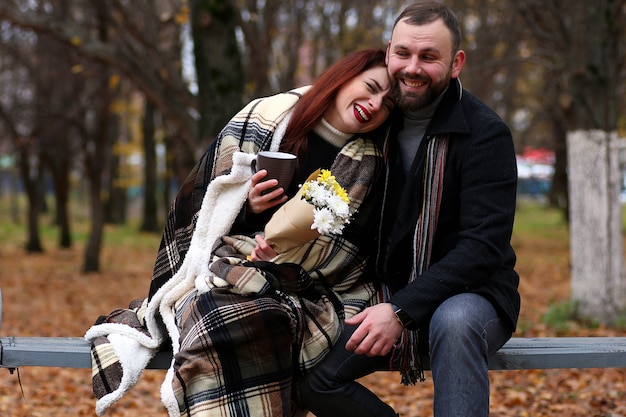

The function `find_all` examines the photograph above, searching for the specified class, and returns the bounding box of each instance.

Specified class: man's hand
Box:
[250,234,277,261]
[344,303,404,357]
[247,169,288,214]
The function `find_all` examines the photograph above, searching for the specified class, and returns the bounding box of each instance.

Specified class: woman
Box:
[86,48,393,417]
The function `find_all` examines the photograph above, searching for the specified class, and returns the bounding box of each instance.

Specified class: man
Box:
[299,2,520,416]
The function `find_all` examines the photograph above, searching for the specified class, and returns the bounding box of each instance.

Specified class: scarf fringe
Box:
[390,329,425,385]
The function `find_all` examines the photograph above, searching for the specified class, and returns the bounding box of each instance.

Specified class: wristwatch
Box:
[390,303,413,328]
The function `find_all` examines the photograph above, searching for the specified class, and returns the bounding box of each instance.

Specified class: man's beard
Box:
[391,71,450,112]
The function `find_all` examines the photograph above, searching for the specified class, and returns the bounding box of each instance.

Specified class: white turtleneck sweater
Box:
[314,118,352,148]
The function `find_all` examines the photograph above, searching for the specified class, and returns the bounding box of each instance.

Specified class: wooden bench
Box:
[2,289,626,372]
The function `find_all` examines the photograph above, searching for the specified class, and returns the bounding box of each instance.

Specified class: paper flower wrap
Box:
[263,169,351,254]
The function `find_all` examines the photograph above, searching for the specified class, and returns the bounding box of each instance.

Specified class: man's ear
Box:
[451,50,466,78]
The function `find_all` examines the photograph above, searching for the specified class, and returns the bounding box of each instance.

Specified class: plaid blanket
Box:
[85,86,384,416]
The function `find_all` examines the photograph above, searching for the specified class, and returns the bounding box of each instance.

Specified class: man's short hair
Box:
[394,1,462,54]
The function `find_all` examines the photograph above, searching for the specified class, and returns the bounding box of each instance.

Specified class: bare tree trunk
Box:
[191,0,244,149]
[47,153,72,248]
[276,0,305,91]
[18,146,44,253]
[9,164,20,224]
[235,0,276,98]
[83,0,114,273]
[141,100,160,232]
[83,102,112,273]
[104,106,126,226]
[83,122,108,273]
[568,130,625,324]
[164,129,197,188]
[84,171,104,272]
[105,151,127,225]
[548,113,569,219]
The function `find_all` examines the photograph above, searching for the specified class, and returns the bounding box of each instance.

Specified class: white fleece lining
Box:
[92,333,154,416]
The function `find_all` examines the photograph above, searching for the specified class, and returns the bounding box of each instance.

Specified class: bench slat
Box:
[0,337,172,369]
[490,337,626,369]
[497,336,626,349]
[3,336,626,371]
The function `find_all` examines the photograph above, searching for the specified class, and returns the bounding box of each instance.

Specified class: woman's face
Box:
[323,66,394,134]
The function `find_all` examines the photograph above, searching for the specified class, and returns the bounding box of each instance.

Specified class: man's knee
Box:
[429,293,510,358]
[430,294,488,337]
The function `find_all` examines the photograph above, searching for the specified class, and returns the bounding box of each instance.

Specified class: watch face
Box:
[394,308,412,327]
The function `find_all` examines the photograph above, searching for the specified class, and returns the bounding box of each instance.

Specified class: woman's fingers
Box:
[250,235,278,261]
[248,170,287,213]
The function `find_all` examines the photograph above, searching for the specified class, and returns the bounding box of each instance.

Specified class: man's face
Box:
[386,19,465,112]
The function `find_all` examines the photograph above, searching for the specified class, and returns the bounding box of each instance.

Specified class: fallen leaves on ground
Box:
[1,227,624,417]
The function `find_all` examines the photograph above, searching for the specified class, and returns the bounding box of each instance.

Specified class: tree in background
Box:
[516,0,626,324]
[0,0,83,253]
[191,0,244,152]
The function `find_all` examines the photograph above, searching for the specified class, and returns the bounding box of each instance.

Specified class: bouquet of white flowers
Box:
[263,169,352,254]
[301,169,351,235]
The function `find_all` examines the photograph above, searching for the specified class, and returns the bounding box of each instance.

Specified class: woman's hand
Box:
[250,234,278,261]
[247,169,288,214]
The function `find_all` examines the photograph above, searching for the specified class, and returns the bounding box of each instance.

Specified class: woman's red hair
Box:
[279,48,387,159]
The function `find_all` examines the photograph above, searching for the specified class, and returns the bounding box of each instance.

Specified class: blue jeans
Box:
[299,293,512,417]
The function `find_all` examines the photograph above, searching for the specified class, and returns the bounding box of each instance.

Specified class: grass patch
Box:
[513,200,568,239]
[541,300,579,334]
[103,224,160,250]
[0,208,160,253]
